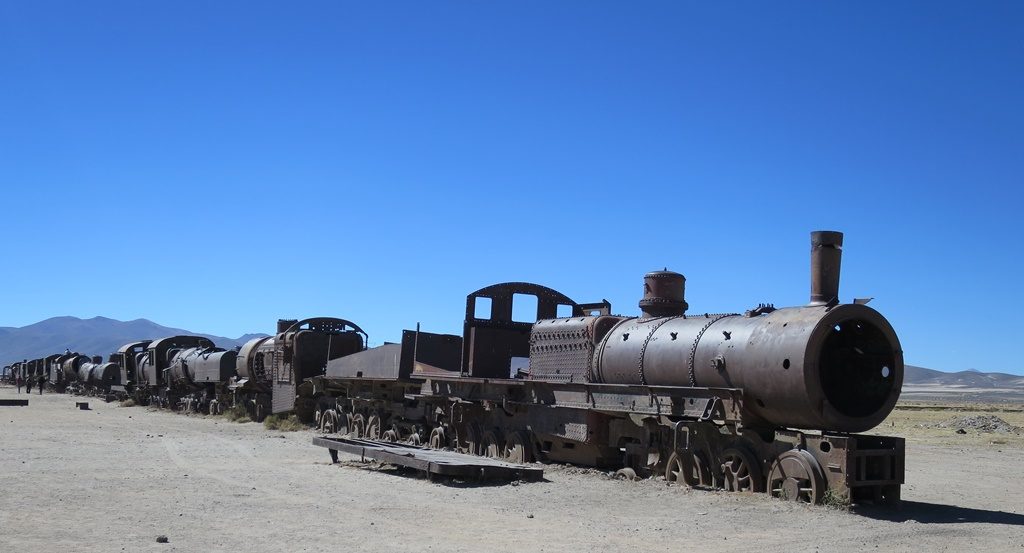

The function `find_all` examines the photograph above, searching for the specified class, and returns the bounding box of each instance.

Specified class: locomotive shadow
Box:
[855,500,1024,526]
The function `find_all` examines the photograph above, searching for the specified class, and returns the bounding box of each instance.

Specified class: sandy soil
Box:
[901,385,1024,403]
[1,387,1023,553]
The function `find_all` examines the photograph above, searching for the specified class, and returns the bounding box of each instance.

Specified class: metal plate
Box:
[313,436,543,481]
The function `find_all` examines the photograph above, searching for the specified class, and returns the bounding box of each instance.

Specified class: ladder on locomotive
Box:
[270,349,280,383]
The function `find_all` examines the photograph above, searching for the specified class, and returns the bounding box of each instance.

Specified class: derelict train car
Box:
[134,336,216,407]
[100,318,365,417]
[308,231,904,505]
[234,318,367,421]
[48,352,78,391]
[40,353,61,389]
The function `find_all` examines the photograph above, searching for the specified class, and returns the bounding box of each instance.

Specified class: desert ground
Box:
[1,387,1022,553]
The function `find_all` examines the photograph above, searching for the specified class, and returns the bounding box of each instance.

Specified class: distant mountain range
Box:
[0,316,266,366]
[902,364,1024,402]
[904,365,1024,388]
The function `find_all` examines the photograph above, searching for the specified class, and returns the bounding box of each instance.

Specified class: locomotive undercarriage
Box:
[309,375,903,505]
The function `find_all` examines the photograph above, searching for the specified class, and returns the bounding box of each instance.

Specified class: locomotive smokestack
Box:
[809,230,843,306]
[639,270,688,318]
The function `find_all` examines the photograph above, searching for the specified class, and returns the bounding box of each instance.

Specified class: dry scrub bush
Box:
[222,404,251,423]
[264,414,305,431]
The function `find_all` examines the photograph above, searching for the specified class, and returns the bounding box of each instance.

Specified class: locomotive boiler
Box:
[60,354,93,384]
[536,231,902,433]
[165,344,237,412]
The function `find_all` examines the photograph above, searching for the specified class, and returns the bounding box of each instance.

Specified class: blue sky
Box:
[1,2,1021,374]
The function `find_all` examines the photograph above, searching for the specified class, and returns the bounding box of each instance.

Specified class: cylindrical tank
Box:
[639,270,688,318]
[236,336,273,380]
[79,362,120,387]
[93,362,120,387]
[62,354,90,382]
[78,362,97,384]
[167,347,203,386]
[168,347,237,386]
[591,304,902,432]
[190,350,237,383]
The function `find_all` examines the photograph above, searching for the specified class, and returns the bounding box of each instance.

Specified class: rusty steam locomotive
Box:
[306,231,904,504]
[8,231,904,505]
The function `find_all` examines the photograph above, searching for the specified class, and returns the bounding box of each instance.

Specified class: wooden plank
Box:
[312,436,543,481]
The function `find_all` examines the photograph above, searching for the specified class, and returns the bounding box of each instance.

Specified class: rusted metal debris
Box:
[313,436,543,482]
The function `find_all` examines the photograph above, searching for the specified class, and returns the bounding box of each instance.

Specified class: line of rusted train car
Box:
[3,231,905,505]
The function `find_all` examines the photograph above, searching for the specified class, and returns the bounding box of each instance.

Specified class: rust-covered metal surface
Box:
[462,282,582,379]
[270,318,367,415]
[235,336,273,381]
[313,436,543,482]
[308,230,906,505]
[588,303,901,432]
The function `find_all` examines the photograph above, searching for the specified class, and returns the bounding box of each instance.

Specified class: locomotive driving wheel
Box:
[349,413,366,438]
[481,430,504,458]
[381,429,399,442]
[365,415,382,440]
[320,410,340,434]
[463,423,482,456]
[502,431,534,463]
[428,427,447,449]
[721,446,765,493]
[328,410,340,433]
[665,450,716,488]
[767,450,826,504]
[334,411,349,436]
